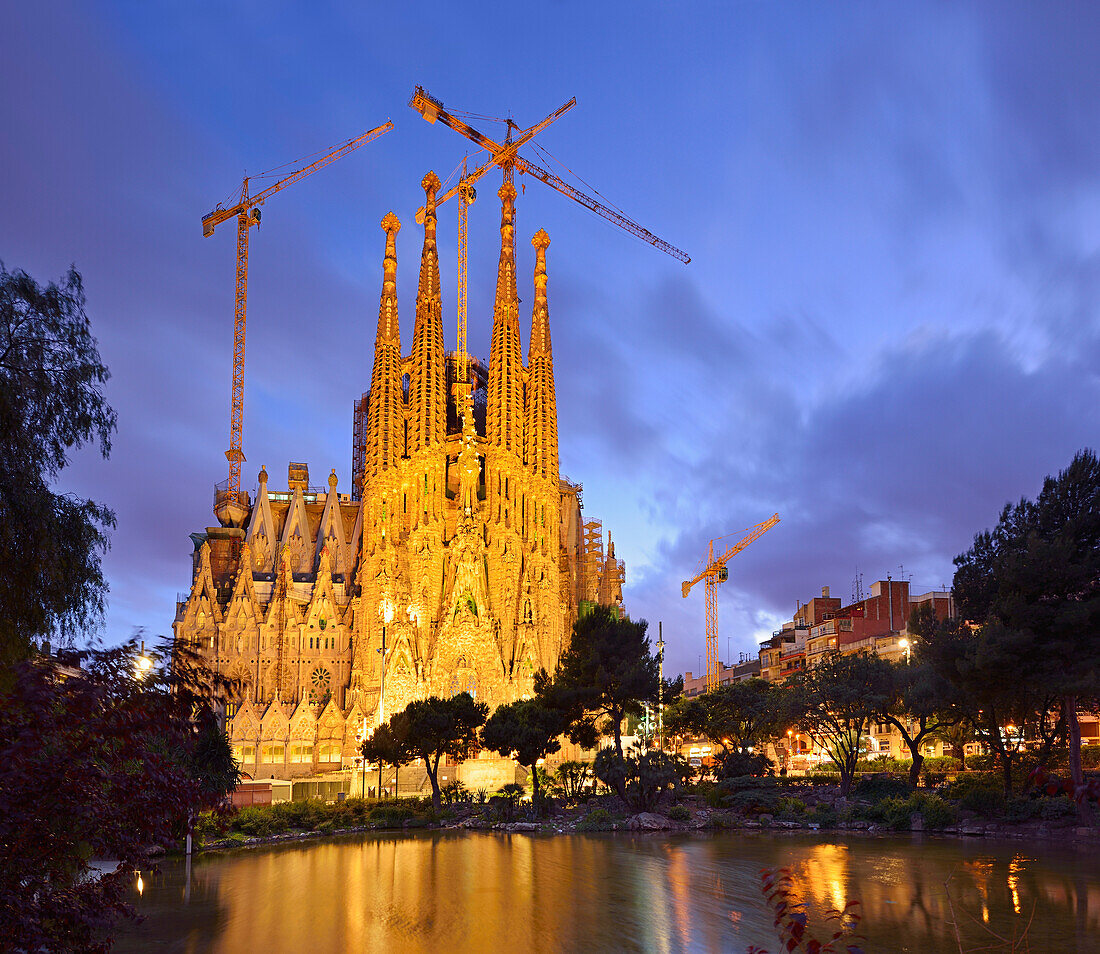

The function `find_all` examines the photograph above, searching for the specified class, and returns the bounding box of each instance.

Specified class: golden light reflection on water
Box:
[114,833,1100,954]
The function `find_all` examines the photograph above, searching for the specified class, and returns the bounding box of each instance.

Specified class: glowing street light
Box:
[134,640,154,680]
[898,637,911,665]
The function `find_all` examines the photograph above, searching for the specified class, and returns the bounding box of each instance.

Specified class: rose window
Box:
[310,666,331,703]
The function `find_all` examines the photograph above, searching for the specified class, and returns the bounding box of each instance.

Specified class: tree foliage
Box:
[0,263,116,668]
[918,448,1100,800]
[788,652,886,797]
[482,697,568,809]
[388,693,488,812]
[0,638,238,952]
[867,653,961,787]
[592,746,692,812]
[545,606,659,758]
[665,677,783,758]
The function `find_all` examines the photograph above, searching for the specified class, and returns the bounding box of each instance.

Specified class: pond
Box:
[113,831,1100,953]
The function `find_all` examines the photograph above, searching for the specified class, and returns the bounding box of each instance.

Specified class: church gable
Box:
[183,543,222,631]
[280,488,314,574]
[314,477,350,575]
[260,699,291,740]
[245,468,277,573]
[225,545,261,628]
[230,700,260,742]
[289,698,317,740]
[316,698,346,740]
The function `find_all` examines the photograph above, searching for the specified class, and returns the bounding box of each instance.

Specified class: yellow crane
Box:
[202,120,393,525]
[682,514,780,692]
[409,88,577,409]
[408,86,690,413]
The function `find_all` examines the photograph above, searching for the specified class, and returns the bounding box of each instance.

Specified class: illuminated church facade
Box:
[173,173,625,776]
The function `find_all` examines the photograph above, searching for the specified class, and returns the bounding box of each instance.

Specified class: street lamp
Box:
[898,637,911,665]
[656,622,665,753]
[377,599,394,727]
[134,640,154,680]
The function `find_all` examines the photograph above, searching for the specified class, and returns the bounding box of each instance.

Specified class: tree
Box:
[932,719,975,770]
[360,723,412,799]
[389,693,487,813]
[0,263,116,670]
[867,649,962,787]
[552,760,593,800]
[788,651,886,796]
[592,746,692,811]
[482,697,569,810]
[547,605,659,758]
[665,678,783,759]
[936,449,1100,805]
[0,638,238,952]
[912,613,1054,797]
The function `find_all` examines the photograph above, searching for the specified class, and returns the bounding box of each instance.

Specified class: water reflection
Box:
[113,833,1100,953]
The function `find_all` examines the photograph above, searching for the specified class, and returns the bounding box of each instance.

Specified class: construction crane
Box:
[202,120,393,525]
[409,89,577,412]
[682,514,780,692]
[409,86,690,264]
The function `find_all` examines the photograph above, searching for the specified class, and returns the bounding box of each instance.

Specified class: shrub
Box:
[875,793,956,831]
[441,780,469,805]
[1004,797,1041,823]
[721,778,781,815]
[667,805,690,822]
[807,804,837,828]
[575,808,615,832]
[1082,746,1100,770]
[715,751,775,780]
[922,756,962,774]
[946,775,1005,816]
[1040,796,1076,821]
[233,806,281,837]
[852,774,912,802]
[775,797,806,818]
[370,805,414,827]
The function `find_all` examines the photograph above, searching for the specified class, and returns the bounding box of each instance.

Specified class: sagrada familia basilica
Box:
[173,173,625,777]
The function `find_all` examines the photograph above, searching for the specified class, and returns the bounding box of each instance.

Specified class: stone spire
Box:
[487,181,523,454]
[366,212,403,480]
[525,229,558,479]
[409,171,447,454]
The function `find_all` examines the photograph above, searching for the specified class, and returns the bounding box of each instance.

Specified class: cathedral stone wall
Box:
[173,174,625,782]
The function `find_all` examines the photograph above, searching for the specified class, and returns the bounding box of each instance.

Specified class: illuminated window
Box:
[318,743,341,762]
[232,744,255,764]
[261,743,285,762]
[290,743,313,763]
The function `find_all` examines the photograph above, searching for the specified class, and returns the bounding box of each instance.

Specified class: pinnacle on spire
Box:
[410,171,447,453]
[377,212,401,344]
[525,229,558,479]
[529,229,552,357]
[419,171,441,300]
[488,182,523,452]
[366,212,404,478]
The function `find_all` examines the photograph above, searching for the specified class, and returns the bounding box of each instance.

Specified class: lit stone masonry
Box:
[173,172,626,779]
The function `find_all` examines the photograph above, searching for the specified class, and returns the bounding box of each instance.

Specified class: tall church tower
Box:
[409,172,447,455]
[364,212,403,483]
[487,182,524,456]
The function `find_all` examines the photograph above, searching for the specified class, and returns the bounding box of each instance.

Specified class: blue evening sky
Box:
[3,3,1100,677]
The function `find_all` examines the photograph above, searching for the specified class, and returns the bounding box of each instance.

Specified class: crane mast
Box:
[455,158,475,415]
[682,514,780,691]
[203,120,393,525]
